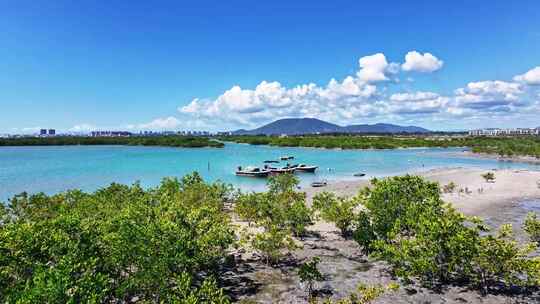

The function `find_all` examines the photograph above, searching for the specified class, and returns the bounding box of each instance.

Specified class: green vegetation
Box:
[353,175,540,293]
[0,173,233,303]
[235,174,313,264]
[523,212,540,244]
[312,282,399,304]
[312,192,360,237]
[442,181,457,193]
[298,257,324,298]
[0,136,224,148]
[482,172,496,183]
[2,171,539,301]
[221,135,540,158]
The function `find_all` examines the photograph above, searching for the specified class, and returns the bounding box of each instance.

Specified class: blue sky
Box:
[1,0,540,133]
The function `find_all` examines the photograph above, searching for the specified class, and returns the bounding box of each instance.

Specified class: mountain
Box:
[231,118,430,135]
[233,118,341,135]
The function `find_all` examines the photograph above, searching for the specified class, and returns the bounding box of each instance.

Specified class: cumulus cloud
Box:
[402,51,444,73]
[179,70,381,127]
[454,81,524,109]
[513,66,540,85]
[387,91,449,115]
[357,53,392,82]
[137,116,183,130]
[69,124,96,132]
[177,51,540,130]
[390,91,440,102]
[179,52,427,128]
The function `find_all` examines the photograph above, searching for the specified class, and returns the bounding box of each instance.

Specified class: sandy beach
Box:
[304,167,540,215]
[229,167,540,303]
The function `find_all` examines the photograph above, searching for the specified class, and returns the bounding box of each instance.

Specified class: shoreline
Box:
[459,150,540,165]
[303,167,540,216]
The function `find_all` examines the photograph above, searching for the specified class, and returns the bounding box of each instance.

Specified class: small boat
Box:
[293,164,318,173]
[264,165,296,174]
[311,181,327,187]
[263,160,280,163]
[280,156,294,160]
[353,173,366,177]
[235,166,270,177]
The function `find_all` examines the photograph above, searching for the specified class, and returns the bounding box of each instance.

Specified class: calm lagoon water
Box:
[1,142,539,202]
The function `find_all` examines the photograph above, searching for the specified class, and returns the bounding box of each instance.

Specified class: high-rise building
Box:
[48,129,56,136]
[40,129,47,136]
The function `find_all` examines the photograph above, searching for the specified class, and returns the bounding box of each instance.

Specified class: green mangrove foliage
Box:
[524,212,540,244]
[0,173,234,303]
[481,172,496,183]
[298,257,324,298]
[235,174,313,263]
[354,175,540,293]
[312,282,399,304]
[312,192,360,237]
[222,135,540,158]
[0,136,224,148]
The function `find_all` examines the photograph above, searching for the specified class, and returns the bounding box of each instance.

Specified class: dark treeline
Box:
[221,135,540,158]
[0,136,224,148]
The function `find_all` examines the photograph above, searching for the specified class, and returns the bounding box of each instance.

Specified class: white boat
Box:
[264,165,296,174]
[235,166,270,177]
[293,164,318,173]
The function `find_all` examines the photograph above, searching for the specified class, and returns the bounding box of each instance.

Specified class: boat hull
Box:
[269,168,296,174]
[295,166,317,173]
[235,171,270,177]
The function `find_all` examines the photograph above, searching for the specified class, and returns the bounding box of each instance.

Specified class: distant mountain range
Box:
[231,118,430,135]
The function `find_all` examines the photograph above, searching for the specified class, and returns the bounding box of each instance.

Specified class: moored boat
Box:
[263,160,280,163]
[235,166,270,177]
[311,181,327,187]
[280,156,294,160]
[353,172,366,177]
[264,165,296,174]
[293,164,318,173]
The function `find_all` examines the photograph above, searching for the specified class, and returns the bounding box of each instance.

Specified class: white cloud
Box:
[357,53,392,82]
[137,116,183,130]
[387,91,449,115]
[402,51,444,73]
[177,53,538,130]
[69,124,95,132]
[390,91,440,102]
[513,66,540,85]
[179,61,384,128]
[454,80,523,109]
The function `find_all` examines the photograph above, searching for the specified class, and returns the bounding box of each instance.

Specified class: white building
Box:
[468,128,540,136]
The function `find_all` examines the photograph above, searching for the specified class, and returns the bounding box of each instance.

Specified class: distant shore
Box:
[459,150,540,165]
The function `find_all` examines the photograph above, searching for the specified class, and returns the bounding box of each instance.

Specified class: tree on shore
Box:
[298,257,324,299]
[0,173,234,303]
[312,192,360,237]
[481,172,496,183]
[353,175,540,293]
[235,174,312,264]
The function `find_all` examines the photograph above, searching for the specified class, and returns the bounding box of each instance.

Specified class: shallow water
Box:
[521,200,540,213]
[1,143,539,202]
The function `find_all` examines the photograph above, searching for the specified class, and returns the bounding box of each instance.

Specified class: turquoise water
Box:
[1,142,539,202]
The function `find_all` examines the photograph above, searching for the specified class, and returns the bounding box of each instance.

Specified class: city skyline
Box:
[1,1,540,133]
